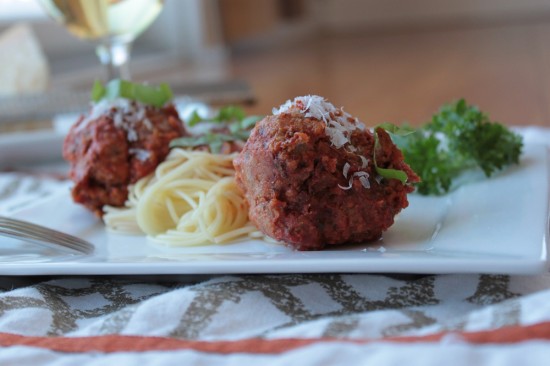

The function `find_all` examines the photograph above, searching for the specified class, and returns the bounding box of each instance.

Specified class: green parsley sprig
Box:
[170,105,263,153]
[91,79,173,108]
[390,99,523,195]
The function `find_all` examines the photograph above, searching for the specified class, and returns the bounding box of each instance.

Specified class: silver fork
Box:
[0,215,94,255]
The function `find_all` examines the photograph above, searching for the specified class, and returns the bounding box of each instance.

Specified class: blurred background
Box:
[1,0,550,127]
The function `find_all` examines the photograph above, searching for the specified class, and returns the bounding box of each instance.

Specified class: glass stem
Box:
[96,41,132,81]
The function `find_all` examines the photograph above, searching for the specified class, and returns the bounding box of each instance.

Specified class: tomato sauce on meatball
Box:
[63,99,186,216]
[234,96,419,250]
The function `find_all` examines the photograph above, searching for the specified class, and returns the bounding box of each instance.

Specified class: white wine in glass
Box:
[39,0,164,80]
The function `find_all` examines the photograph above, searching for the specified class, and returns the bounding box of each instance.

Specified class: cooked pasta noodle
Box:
[103,148,259,246]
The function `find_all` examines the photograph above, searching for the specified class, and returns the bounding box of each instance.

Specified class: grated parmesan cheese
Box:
[273,95,365,149]
[274,95,372,190]
[78,98,149,143]
[129,148,151,161]
[338,179,353,190]
[342,162,351,178]
[358,175,370,189]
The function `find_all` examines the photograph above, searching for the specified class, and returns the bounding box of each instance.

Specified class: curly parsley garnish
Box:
[170,105,263,153]
[391,99,523,195]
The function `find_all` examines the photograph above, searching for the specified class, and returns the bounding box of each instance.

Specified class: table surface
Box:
[230,22,550,128]
[0,22,549,365]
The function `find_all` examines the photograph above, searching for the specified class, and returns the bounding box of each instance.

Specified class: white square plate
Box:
[0,143,547,275]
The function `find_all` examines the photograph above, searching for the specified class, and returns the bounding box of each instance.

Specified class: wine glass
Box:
[38,0,164,80]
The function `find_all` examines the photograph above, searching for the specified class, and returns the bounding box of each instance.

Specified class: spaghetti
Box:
[103,148,258,246]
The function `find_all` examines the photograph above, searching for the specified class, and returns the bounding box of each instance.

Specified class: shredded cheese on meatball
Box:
[80,99,153,137]
[78,98,154,158]
[273,95,372,191]
[273,95,365,149]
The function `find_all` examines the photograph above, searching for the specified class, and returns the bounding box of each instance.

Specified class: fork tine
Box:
[0,227,93,254]
[4,229,92,252]
[0,221,90,247]
[0,216,94,255]
[2,231,92,255]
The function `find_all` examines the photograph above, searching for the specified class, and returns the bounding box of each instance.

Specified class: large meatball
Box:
[234,95,419,250]
[63,100,186,216]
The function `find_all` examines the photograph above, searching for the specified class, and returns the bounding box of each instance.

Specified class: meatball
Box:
[233,95,419,250]
[63,100,186,216]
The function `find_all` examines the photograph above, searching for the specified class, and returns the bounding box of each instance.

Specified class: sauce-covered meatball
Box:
[234,96,419,250]
[63,99,186,216]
